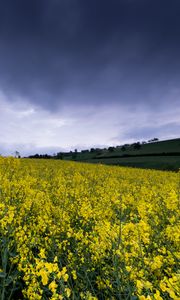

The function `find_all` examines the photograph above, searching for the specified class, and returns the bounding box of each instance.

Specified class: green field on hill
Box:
[85,156,180,171]
[64,138,180,171]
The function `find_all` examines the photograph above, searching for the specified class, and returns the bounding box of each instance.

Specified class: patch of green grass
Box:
[84,156,180,171]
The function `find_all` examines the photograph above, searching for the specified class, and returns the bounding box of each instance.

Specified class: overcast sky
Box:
[0,0,180,155]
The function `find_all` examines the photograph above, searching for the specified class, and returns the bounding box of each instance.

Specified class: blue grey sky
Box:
[0,0,180,155]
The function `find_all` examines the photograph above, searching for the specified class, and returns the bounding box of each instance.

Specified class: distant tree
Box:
[121,146,126,151]
[90,148,95,153]
[43,154,51,159]
[108,147,115,152]
[15,151,21,158]
[133,142,141,150]
[148,138,159,143]
[28,154,39,158]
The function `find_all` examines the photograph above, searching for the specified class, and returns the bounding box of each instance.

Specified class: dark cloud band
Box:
[0,0,180,110]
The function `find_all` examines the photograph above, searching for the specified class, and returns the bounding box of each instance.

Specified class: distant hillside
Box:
[63,138,180,171]
[95,138,180,157]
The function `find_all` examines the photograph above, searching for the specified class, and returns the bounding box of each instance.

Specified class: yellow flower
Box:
[136,280,143,293]
[160,281,167,292]
[144,281,153,291]
[39,269,49,285]
[61,267,67,275]
[168,289,179,300]
[57,271,62,279]
[139,296,152,300]
[49,280,57,293]
[71,270,77,280]
[65,287,71,297]
[39,249,46,259]
[54,256,58,262]
[63,273,69,282]
[151,256,163,271]
[154,290,163,300]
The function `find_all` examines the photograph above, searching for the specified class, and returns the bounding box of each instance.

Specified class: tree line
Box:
[26,138,159,160]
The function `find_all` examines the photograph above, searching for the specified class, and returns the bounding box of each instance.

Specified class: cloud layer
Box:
[0,0,180,154]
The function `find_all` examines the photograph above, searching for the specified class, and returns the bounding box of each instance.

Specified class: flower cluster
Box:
[0,157,179,299]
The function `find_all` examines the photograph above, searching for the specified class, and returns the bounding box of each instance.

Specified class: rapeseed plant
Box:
[0,157,179,299]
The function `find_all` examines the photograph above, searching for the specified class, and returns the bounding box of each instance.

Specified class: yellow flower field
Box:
[0,157,179,299]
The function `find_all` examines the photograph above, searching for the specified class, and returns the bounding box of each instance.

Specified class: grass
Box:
[85,156,180,171]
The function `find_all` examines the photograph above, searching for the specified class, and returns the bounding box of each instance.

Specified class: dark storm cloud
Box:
[0,0,180,110]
